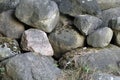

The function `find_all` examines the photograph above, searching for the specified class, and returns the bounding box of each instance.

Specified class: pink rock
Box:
[21,29,54,56]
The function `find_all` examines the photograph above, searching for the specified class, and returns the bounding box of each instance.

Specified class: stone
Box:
[49,25,85,59]
[15,0,59,33]
[0,37,20,61]
[114,31,120,46]
[0,10,25,39]
[4,52,62,80]
[57,0,101,16]
[0,0,20,13]
[87,27,113,47]
[96,0,120,10]
[99,7,120,27]
[109,17,120,31]
[74,15,103,35]
[91,72,120,80]
[21,29,53,56]
[59,45,120,73]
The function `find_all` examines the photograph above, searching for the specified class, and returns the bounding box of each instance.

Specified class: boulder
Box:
[4,52,62,80]
[59,45,120,73]
[0,10,25,39]
[57,0,101,16]
[0,0,20,13]
[15,0,59,33]
[114,31,120,46]
[49,25,85,59]
[87,27,113,47]
[21,29,53,56]
[99,7,120,27]
[0,37,20,61]
[96,0,120,10]
[74,15,103,35]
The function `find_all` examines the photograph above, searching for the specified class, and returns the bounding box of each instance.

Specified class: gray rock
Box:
[96,0,120,10]
[109,17,120,31]
[92,72,120,80]
[0,0,20,13]
[99,7,120,27]
[59,45,120,73]
[21,29,54,56]
[49,25,85,58]
[87,27,113,47]
[0,37,20,61]
[58,0,101,16]
[5,52,62,80]
[0,10,25,39]
[15,0,59,33]
[114,31,120,46]
[74,15,103,35]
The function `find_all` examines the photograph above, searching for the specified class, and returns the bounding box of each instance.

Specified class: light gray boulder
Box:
[74,15,103,35]
[87,27,113,47]
[15,0,59,33]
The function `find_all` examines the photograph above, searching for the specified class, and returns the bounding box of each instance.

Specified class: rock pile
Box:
[0,0,120,80]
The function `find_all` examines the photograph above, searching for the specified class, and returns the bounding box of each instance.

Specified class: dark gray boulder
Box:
[87,27,113,47]
[15,0,59,33]
[74,14,103,35]
[4,52,62,80]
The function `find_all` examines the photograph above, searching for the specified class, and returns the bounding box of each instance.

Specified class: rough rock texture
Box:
[4,52,62,80]
[0,10,25,39]
[96,0,120,10]
[57,0,101,16]
[0,37,20,61]
[74,15,103,35]
[0,0,20,13]
[59,45,120,73]
[49,25,85,58]
[109,17,120,31]
[15,0,59,33]
[87,27,113,47]
[91,72,120,80]
[21,29,54,56]
[99,7,120,27]
[114,31,120,46]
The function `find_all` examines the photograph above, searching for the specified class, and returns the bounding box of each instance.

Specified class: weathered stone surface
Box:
[99,7,120,27]
[87,27,113,47]
[114,31,120,46]
[0,10,25,39]
[21,29,53,56]
[109,17,120,31]
[96,0,120,10]
[74,15,102,35]
[59,45,120,73]
[0,37,20,61]
[49,25,85,58]
[0,0,20,13]
[5,52,62,80]
[91,72,120,80]
[57,0,101,16]
[15,0,59,33]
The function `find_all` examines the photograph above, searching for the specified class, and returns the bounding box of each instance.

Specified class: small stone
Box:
[74,15,102,35]
[87,27,113,47]
[21,29,54,56]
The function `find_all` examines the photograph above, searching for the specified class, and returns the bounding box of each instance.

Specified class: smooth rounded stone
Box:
[91,72,120,80]
[0,10,25,39]
[109,17,120,31]
[99,7,120,27]
[5,52,62,80]
[49,25,85,58]
[59,45,120,72]
[21,29,54,56]
[0,0,20,13]
[114,31,120,46]
[58,0,101,16]
[96,0,120,10]
[15,0,59,33]
[0,37,20,61]
[74,15,103,35]
[87,27,113,47]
